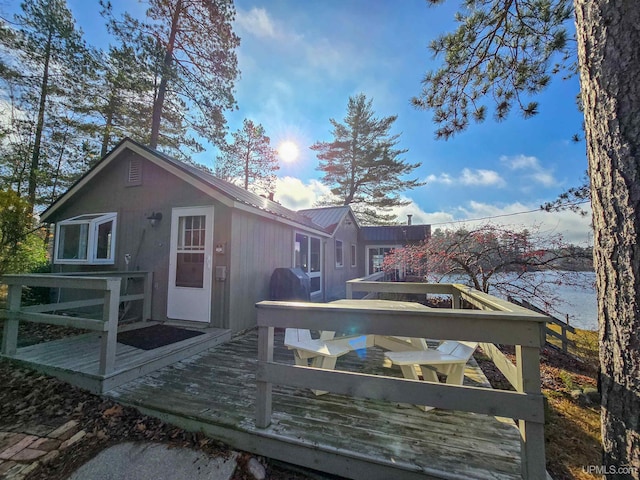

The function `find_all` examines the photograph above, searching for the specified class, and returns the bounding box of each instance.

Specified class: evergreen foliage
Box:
[311,94,424,225]
[414,0,574,139]
[215,119,279,196]
[101,0,240,156]
[0,0,97,208]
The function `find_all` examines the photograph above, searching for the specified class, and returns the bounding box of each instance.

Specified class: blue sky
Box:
[6,0,593,244]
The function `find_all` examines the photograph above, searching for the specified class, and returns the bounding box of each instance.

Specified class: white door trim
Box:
[167,206,214,322]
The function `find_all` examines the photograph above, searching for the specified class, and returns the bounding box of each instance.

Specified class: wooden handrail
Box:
[0,272,154,376]
[256,281,549,480]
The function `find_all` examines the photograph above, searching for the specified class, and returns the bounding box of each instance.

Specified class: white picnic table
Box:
[283,298,432,377]
[324,299,432,351]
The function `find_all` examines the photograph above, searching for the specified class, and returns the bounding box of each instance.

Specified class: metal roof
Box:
[41,138,328,234]
[298,206,353,235]
[151,146,326,232]
[360,224,431,243]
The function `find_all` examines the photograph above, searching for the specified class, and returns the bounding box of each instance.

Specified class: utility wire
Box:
[428,200,591,226]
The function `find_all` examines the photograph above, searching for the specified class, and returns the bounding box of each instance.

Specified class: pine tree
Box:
[102,0,240,155]
[215,119,279,196]
[91,45,156,157]
[311,94,424,225]
[0,0,96,208]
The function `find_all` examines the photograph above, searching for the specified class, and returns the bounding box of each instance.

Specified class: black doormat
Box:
[117,325,204,350]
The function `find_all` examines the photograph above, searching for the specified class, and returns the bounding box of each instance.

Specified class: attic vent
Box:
[127,158,142,185]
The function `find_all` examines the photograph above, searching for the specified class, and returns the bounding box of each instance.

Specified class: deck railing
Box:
[255,281,549,480]
[0,271,152,376]
[509,296,576,353]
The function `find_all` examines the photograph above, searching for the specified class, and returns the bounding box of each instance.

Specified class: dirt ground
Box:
[0,322,320,480]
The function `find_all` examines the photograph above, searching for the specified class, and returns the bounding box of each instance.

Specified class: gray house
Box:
[40,138,429,332]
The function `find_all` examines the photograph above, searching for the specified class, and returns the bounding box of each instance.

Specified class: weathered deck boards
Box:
[3,325,231,394]
[106,330,522,480]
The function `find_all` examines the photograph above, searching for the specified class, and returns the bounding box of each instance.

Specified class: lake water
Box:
[440,271,598,331]
[540,272,597,331]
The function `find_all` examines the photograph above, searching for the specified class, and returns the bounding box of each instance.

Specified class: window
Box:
[55,213,117,264]
[367,246,397,275]
[351,244,357,268]
[294,232,322,294]
[335,240,343,268]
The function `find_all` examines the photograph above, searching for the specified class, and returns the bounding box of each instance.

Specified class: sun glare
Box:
[278,141,299,163]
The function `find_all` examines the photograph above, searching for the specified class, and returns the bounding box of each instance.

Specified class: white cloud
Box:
[274,176,333,210]
[425,173,453,185]
[235,7,302,43]
[460,168,505,187]
[502,154,539,170]
[432,200,593,245]
[235,8,277,39]
[501,154,559,187]
[426,169,505,187]
[272,179,593,245]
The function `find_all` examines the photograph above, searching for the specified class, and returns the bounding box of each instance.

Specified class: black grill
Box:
[269,267,311,301]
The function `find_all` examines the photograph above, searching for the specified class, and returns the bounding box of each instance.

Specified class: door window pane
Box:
[179,215,206,250]
[176,253,204,288]
[176,215,206,288]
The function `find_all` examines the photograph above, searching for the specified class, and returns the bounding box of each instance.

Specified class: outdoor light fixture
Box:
[147,211,163,227]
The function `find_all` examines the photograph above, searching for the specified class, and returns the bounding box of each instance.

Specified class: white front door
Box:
[167,206,214,322]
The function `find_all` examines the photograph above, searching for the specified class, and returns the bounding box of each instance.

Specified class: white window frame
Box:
[366,244,400,276]
[294,231,322,295]
[335,239,344,268]
[54,212,117,265]
[351,244,357,268]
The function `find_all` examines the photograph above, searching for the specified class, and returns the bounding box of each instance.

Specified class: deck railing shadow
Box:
[1,272,152,376]
[256,279,549,480]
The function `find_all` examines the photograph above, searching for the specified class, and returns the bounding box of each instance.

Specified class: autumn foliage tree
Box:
[382,224,591,315]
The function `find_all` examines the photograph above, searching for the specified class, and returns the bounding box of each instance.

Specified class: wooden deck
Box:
[106,329,522,480]
[2,323,230,394]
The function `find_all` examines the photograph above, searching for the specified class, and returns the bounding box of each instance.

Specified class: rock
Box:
[570,389,587,406]
[247,456,266,480]
[583,387,600,406]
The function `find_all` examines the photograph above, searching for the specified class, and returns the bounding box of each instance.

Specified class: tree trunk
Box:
[100,92,117,157]
[574,1,640,477]
[150,0,182,149]
[27,28,53,208]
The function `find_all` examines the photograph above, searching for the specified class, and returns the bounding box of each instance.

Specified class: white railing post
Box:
[516,343,546,479]
[346,281,353,299]
[1,284,22,356]
[256,324,274,428]
[98,278,121,376]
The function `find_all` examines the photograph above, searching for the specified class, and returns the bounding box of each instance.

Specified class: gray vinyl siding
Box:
[228,209,295,331]
[46,150,223,326]
[323,213,363,301]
